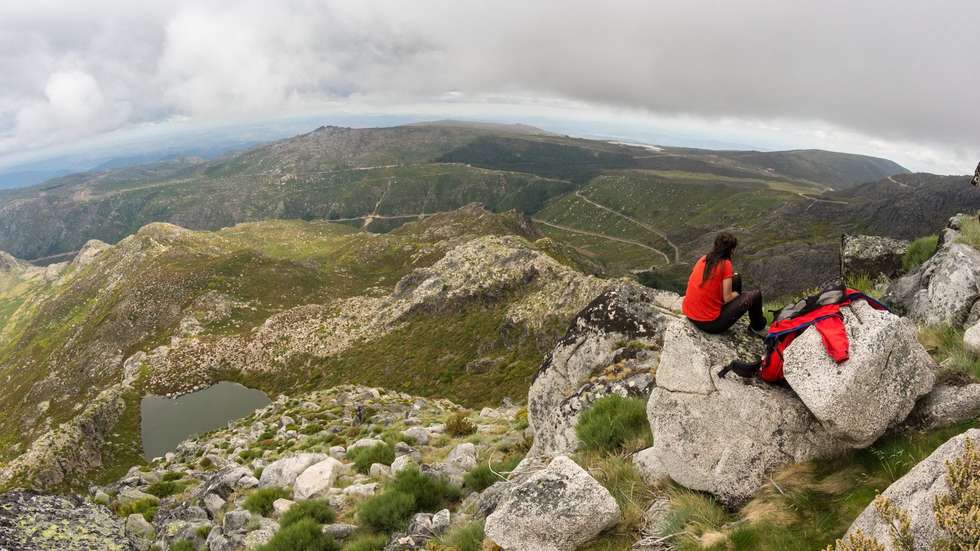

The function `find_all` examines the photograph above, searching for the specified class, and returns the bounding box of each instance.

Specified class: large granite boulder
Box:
[782,300,935,447]
[484,455,620,551]
[841,234,909,279]
[636,319,845,505]
[0,491,134,550]
[885,215,980,327]
[293,457,345,500]
[258,453,327,488]
[841,428,980,550]
[526,283,679,457]
[910,384,980,429]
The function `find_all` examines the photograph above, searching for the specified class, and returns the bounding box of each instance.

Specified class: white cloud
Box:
[0,0,977,172]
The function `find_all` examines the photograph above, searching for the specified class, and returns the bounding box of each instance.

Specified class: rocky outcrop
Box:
[886,215,980,326]
[636,318,845,505]
[73,239,110,268]
[911,384,980,429]
[526,283,680,457]
[842,428,980,550]
[0,383,129,490]
[841,234,909,279]
[485,455,620,551]
[0,490,133,550]
[782,301,935,447]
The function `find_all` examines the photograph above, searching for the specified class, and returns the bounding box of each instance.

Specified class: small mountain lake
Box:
[140,381,271,459]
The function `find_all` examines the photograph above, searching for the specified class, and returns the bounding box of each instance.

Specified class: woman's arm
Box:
[722,277,739,304]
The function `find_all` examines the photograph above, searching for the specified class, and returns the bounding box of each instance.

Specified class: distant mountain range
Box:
[1,120,975,296]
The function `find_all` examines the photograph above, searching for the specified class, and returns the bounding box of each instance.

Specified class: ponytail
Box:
[701,233,737,286]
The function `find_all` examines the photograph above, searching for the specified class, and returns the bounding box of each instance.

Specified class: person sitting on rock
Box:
[682,232,767,336]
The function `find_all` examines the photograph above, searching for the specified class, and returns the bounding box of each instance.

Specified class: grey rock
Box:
[369,463,391,479]
[322,523,358,539]
[126,513,157,541]
[782,301,935,447]
[328,445,346,460]
[431,509,451,535]
[272,498,295,518]
[348,438,385,451]
[842,428,980,550]
[639,318,845,505]
[485,455,620,551]
[243,529,274,549]
[840,234,909,279]
[443,443,477,474]
[293,457,344,500]
[911,384,980,429]
[117,486,160,506]
[407,512,433,536]
[527,284,678,457]
[258,453,327,488]
[223,509,252,533]
[964,321,980,355]
[476,481,510,518]
[203,493,226,518]
[401,427,430,445]
[390,454,416,475]
[342,483,377,497]
[885,217,980,326]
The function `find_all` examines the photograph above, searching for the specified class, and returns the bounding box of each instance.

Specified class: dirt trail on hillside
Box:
[532,218,671,265]
[573,191,680,262]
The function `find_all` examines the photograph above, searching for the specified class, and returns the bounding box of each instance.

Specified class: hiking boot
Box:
[748,326,767,339]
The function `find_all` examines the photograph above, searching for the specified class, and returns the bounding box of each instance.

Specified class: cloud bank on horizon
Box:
[1,0,978,173]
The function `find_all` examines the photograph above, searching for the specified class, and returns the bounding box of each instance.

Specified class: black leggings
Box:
[689,275,766,333]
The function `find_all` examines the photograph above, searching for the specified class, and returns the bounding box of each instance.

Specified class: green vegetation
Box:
[115,498,158,523]
[280,499,336,528]
[446,412,477,437]
[358,468,460,532]
[904,234,939,270]
[932,438,980,550]
[256,518,340,551]
[918,326,980,383]
[341,534,388,551]
[577,452,656,545]
[169,541,197,551]
[955,215,980,250]
[348,443,395,474]
[436,520,486,551]
[463,455,523,492]
[656,421,978,550]
[575,395,651,452]
[244,487,291,516]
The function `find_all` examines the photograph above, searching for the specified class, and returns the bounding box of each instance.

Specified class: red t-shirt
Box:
[682,256,734,322]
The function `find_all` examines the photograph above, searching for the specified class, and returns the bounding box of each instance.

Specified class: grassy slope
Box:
[0,209,580,489]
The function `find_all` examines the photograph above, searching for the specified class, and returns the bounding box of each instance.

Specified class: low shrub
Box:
[280,499,336,528]
[358,468,460,532]
[358,490,417,532]
[162,471,183,482]
[575,395,651,452]
[349,443,395,474]
[244,487,291,516]
[256,518,340,551]
[445,412,476,437]
[342,534,388,551]
[463,456,523,492]
[389,467,460,511]
[903,234,939,271]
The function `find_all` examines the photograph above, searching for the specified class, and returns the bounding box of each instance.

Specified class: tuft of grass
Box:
[358,490,417,532]
[577,451,656,540]
[348,442,395,474]
[575,395,651,453]
[243,487,291,516]
[341,533,389,551]
[256,518,340,551]
[162,471,183,482]
[660,486,731,551]
[918,325,980,383]
[169,541,197,551]
[955,215,980,251]
[463,455,523,493]
[280,499,336,528]
[115,498,158,523]
[436,520,486,551]
[903,234,939,271]
[446,411,477,437]
[144,480,188,498]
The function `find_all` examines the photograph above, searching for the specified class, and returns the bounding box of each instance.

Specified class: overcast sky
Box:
[1,1,978,173]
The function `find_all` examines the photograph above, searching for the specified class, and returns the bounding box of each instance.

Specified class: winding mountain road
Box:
[572,191,680,262]
[532,219,671,266]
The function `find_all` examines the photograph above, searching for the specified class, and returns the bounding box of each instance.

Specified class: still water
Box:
[140,381,271,459]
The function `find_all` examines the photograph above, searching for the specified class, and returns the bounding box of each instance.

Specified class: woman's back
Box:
[682,255,733,322]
